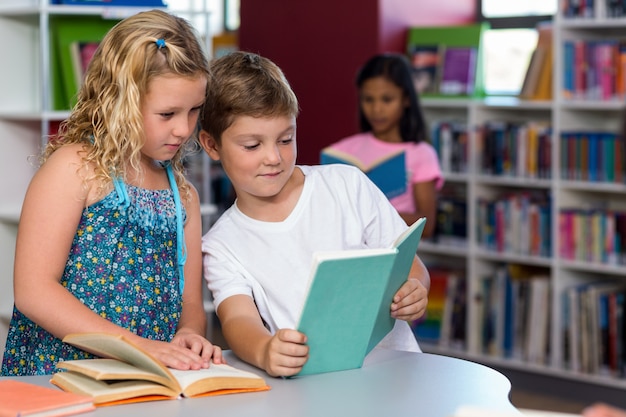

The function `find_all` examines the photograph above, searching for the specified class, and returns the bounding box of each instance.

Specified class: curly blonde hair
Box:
[46,9,210,200]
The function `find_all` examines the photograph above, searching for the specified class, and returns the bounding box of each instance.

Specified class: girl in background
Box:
[327,53,443,237]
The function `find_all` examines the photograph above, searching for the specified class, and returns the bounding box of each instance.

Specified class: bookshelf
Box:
[0,1,216,356]
[418,18,626,387]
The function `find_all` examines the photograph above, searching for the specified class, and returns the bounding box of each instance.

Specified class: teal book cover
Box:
[297,217,426,376]
[366,217,426,354]
[320,148,407,199]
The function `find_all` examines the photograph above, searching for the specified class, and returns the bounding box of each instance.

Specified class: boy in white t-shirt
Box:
[199,51,431,377]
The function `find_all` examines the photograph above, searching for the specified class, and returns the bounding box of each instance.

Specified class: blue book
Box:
[320,148,407,199]
[297,218,426,376]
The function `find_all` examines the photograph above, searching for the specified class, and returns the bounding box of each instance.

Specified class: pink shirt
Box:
[327,132,444,212]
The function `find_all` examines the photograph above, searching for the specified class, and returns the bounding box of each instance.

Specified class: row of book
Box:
[562,281,626,377]
[560,131,624,183]
[476,192,552,257]
[432,183,468,246]
[478,264,551,364]
[559,208,626,265]
[412,267,467,350]
[430,120,468,174]
[476,121,552,179]
[562,0,626,18]
[409,45,478,97]
[562,39,626,102]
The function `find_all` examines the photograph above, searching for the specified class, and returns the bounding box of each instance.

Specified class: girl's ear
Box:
[198,130,221,161]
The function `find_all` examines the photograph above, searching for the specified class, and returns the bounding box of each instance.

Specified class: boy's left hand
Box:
[391,278,428,322]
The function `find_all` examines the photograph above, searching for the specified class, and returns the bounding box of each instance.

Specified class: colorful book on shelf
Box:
[70,41,99,91]
[320,147,406,199]
[439,47,477,96]
[520,22,553,100]
[50,16,118,111]
[412,267,452,344]
[296,217,426,376]
[409,44,444,95]
[0,380,95,417]
[405,23,488,97]
[50,332,270,406]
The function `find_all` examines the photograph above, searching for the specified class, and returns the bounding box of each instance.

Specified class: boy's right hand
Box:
[262,328,309,377]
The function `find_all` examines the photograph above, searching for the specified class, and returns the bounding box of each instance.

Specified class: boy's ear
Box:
[198,130,221,161]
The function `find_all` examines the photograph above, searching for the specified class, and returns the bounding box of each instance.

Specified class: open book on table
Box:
[320,147,407,199]
[296,217,427,376]
[50,333,269,406]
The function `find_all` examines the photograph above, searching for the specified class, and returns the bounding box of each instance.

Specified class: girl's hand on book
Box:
[391,277,428,322]
[135,337,221,371]
[262,329,308,378]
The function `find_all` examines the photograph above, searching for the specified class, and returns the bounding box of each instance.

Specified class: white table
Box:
[2,349,520,417]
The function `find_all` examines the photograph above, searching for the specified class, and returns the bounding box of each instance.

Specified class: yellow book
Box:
[51,333,269,406]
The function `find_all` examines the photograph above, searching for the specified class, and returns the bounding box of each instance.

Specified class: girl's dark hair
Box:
[356,53,428,143]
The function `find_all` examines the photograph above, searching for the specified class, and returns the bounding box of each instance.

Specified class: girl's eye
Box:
[160,112,175,118]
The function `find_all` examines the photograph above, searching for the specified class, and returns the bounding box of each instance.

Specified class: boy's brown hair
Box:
[202,51,300,144]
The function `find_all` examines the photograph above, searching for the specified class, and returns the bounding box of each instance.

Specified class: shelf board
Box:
[423,344,626,390]
[0,110,70,121]
[418,240,468,258]
[481,96,553,110]
[475,175,552,189]
[560,16,626,29]
[421,97,475,109]
[559,259,626,276]
[559,179,626,193]
[442,171,469,183]
[475,249,553,267]
[559,99,626,111]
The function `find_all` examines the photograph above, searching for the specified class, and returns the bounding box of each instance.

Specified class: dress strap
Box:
[165,163,187,295]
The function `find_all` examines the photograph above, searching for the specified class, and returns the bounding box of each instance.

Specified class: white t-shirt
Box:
[202,164,420,352]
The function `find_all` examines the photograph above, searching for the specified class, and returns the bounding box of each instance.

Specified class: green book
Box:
[296,217,427,376]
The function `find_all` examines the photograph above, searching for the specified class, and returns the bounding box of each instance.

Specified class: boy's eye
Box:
[243,143,260,150]
[280,137,293,145]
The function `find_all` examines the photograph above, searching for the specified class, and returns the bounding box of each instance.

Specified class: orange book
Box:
[0,380,94,417]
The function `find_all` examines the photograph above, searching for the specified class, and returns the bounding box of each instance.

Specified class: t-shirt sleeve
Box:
[202,230,253,311]
[408,142,445,190]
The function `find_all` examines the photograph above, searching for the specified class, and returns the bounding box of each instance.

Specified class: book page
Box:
[62,333,177,389]
[51,371,177,405]
[58,358,174,389]
[170,364,267,397]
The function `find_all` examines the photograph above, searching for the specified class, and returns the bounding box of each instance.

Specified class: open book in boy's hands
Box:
[296,217,426,376]
[51,333,269,406]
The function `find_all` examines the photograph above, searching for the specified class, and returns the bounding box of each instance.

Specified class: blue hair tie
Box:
[155,39,166,49]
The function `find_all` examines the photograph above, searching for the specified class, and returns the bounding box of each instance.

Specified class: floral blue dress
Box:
[1,174,185,376]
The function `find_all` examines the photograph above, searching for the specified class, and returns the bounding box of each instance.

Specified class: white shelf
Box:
[419,8,626,387]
